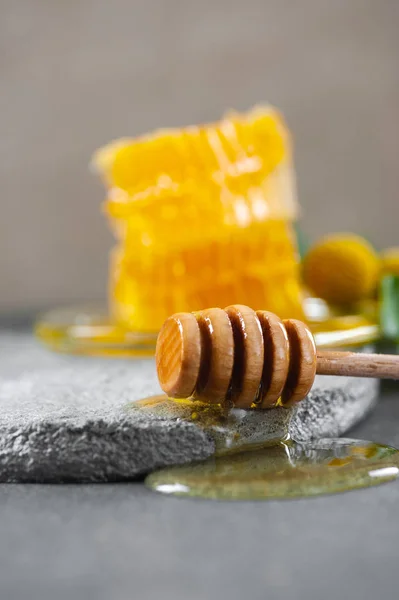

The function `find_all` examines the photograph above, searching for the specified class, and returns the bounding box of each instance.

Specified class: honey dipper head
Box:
[156,305,317,408]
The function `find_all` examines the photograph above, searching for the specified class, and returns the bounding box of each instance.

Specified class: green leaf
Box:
[379,275,399,344]
[294,223,309,261]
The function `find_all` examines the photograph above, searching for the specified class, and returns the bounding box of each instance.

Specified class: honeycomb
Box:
[93,106,304,332]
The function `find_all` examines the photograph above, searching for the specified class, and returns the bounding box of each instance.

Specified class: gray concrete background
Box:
[1,0,399,312]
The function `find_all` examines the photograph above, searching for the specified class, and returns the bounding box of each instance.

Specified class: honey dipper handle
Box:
[316,351,399,380]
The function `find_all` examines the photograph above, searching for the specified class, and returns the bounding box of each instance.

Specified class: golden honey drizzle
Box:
[131,395,399,500]
[130,395,291,454]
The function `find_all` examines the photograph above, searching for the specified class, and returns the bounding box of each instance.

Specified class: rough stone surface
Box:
[0,332,379,482]
[290,375,379,441]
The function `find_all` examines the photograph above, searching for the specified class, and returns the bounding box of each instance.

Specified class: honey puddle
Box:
[131,396,399,500]
[146,439,399,500]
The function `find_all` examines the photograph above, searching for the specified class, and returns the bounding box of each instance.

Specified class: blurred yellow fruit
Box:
[303,234,379,305]
[380,247,399,276]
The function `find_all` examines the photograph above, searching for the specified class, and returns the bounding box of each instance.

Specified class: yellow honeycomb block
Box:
[94,106,304,332]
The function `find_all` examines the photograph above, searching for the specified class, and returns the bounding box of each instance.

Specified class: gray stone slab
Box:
[0,332,379,482]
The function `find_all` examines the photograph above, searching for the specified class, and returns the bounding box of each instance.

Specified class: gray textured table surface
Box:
[1,320,399,599]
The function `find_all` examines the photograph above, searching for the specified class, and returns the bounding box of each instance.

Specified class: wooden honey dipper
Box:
[156,304,399,409]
